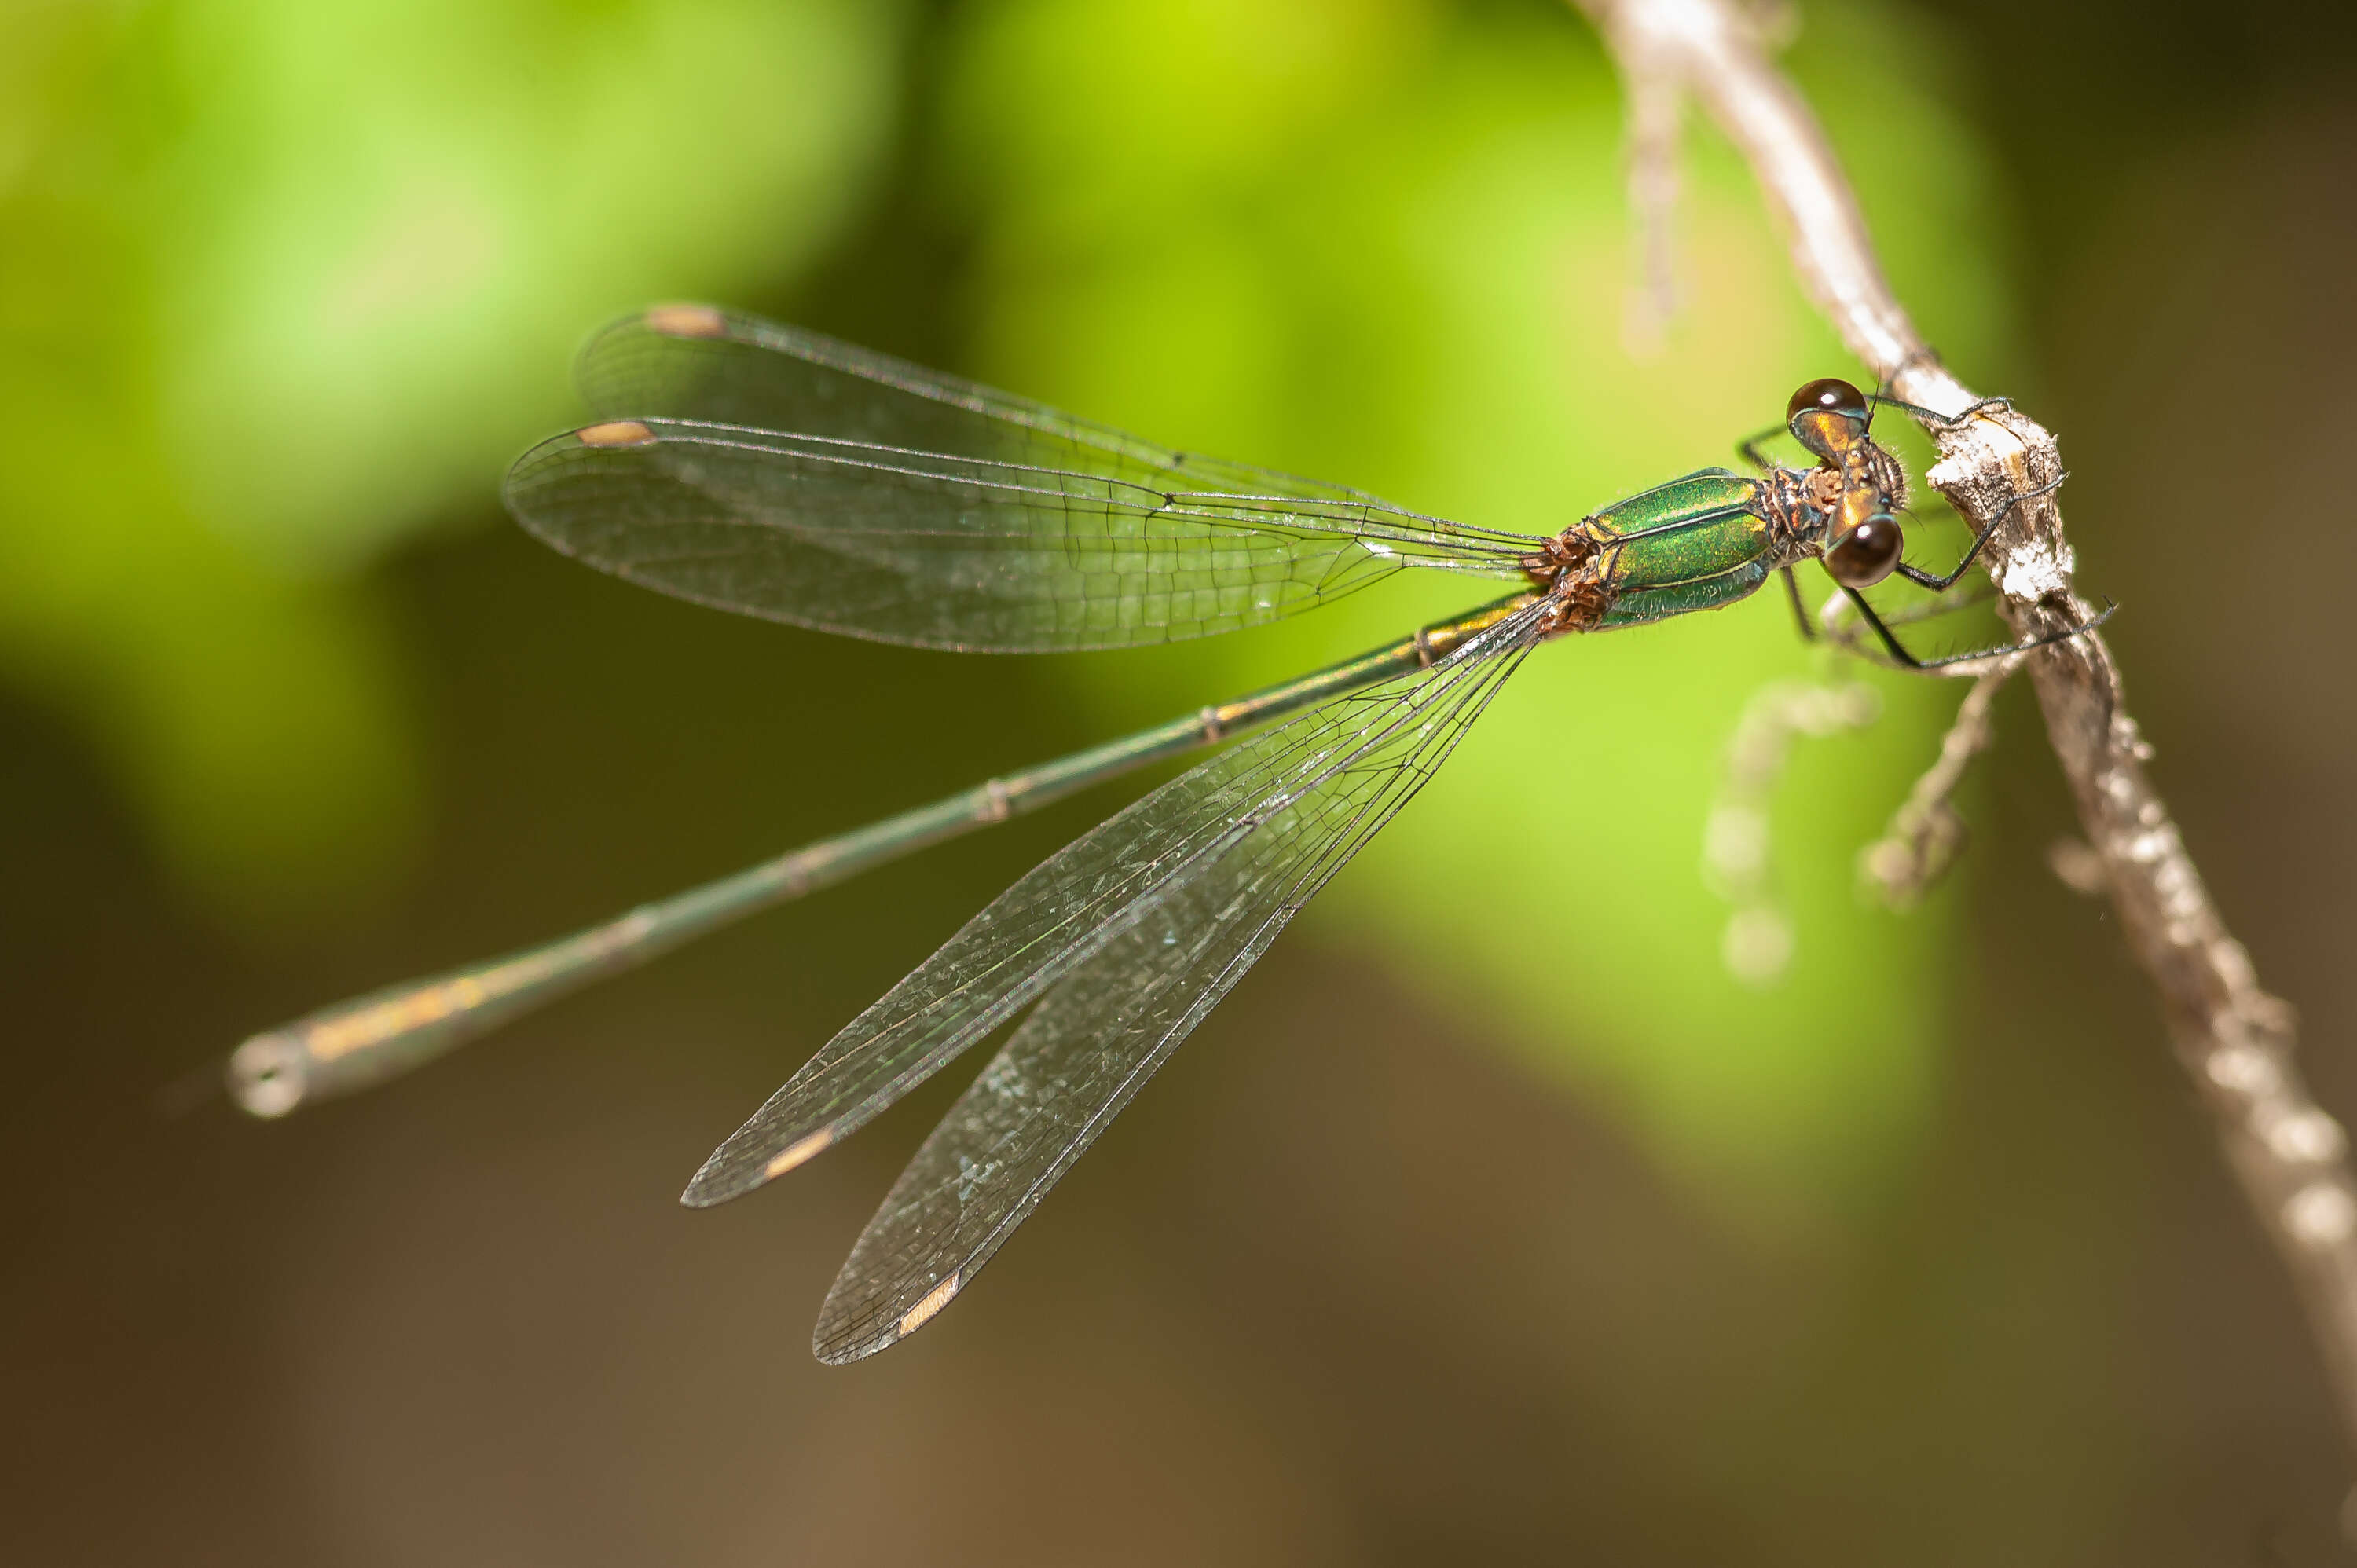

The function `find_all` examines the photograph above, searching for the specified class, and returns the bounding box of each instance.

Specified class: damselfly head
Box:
[1786,377,1870,463]
[1824,514,1904,588]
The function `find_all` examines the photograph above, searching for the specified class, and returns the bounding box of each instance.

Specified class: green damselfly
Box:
[227,304,2095,1361]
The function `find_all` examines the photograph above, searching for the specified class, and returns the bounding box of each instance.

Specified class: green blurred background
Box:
[6,0,2355,1559]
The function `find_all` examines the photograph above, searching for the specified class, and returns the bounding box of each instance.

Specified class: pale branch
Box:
[1570,0,2357,1460]
[1703,676,1881,984]
[1859,656,2020,910]
[1616,24,1685,354]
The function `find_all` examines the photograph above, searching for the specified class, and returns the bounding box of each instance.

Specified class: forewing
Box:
[578,304,1459,508]
[681,601,1550,1217]
[501,306,1538,650]
[805,610,1545,1360]
[503,422,1450,649]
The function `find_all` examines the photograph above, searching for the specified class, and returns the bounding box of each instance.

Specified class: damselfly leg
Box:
[1780,565,1815,642]
[1838,585,2115,672]
[1845,465,2110,669]
[1890,471,2069,593]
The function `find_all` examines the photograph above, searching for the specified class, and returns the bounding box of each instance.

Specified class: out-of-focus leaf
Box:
[151,0,905,567]
[0,0,904,923]
[941,0,2016,1207]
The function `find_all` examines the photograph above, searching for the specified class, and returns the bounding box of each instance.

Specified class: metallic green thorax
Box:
[1532,467,1811,631]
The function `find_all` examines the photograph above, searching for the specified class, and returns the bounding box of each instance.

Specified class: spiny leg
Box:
[1736,422,1787,471]
[1868,392,2014,427]
[1839,584,2114,672]
[1864,346,2014,429]
[1780,566,1816,642]
[1878,578,1996,628]
[1798,570,1992,658]
[1891,471,2069,593]
[1862,346,1951,430]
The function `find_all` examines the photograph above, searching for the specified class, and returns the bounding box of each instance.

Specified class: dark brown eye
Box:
[1787,378,1868,425]
[1786,378,1870,463]
[1824,515,1903,588]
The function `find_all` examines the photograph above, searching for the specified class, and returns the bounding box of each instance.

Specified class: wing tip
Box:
[678,1149,745,1209]
[680,1125,836,1208]
[812,1334,874,1367]
[811,1271,962,1365]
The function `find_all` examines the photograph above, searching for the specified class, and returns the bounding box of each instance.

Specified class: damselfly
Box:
[227,304,2095,1361]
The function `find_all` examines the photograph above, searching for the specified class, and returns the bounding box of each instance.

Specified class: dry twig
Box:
[1570,0,2357,1460]
[1703,677,1880,984]
[1858,656,2019,908]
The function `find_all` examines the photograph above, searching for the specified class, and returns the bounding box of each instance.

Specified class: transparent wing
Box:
[500,305,1539,651]
[805,606,1545,1361]
[680,600,1549,1223]
[577,303,1510,511]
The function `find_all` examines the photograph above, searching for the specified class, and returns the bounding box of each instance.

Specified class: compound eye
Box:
[1787,378,1868,425]
[1824,515,1904,588]
[1786,377,1870,463]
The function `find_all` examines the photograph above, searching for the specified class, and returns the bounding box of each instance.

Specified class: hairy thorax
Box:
[1757,465,1842,556]
[1517,529,1616,636]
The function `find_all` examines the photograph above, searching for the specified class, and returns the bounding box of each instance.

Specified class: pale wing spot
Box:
[896,1273,961,1339]
[645,302,729,339]
[763,1127,836,1180]
[577,419,657,449]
